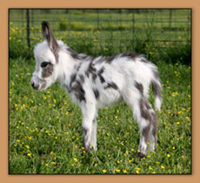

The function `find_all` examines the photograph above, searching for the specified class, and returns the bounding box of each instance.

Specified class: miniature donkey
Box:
[31,21,162,157]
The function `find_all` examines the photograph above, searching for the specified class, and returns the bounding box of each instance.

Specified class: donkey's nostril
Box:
[31,82,39,90]
[31,82,35,88]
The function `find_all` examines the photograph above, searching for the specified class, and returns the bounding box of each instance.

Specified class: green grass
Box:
[9,58,191,174]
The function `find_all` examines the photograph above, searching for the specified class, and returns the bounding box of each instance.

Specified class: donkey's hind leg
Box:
[122,82,153,157]
[136,99,152,157]
[148,110,158,152]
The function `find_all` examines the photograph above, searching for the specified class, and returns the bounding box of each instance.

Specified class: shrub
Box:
[9,23,191,65]
[159,42,191,65]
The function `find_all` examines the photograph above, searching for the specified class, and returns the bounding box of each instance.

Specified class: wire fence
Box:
[9,9,191,60]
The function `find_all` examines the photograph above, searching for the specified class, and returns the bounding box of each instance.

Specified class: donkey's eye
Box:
[41,62,49,68]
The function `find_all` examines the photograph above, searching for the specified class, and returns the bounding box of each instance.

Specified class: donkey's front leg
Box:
[81,103,97,152]
[91,118,98,151]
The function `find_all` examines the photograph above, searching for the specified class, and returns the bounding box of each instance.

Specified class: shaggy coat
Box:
[31,21,162,157]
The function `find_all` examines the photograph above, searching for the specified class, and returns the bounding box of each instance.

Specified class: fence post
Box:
[26,9,31,49]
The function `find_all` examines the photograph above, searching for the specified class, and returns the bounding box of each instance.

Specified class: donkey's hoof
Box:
[137,152,146,158]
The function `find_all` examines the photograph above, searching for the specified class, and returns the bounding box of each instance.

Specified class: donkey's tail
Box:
[151,70,162,111]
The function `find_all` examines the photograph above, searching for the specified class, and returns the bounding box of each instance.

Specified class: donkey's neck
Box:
[57,49,82,89]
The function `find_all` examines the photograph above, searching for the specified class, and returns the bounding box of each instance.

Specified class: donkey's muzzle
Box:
[31,82,39,90]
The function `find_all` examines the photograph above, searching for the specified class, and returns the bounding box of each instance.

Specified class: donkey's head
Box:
[31,21,60,90]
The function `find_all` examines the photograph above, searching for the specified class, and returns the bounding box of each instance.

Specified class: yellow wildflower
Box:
[102,170,107,173]
[51,162,56,166]
[25,145,30,149]
[135,167,141,174]
[167,154,171,158]
[186,117,190,122]
[123,170,128,174]
[171,92,178,97]
[178,111,182,115]
[74,158,78,163]
[116,169,120,173]
[27,153,32,157]
[161,165,165,169]
[16,139,20,143]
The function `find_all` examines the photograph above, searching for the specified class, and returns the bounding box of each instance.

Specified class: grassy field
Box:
[9,57,191,174]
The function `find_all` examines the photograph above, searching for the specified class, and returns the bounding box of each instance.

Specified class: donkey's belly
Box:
[96,89,122,109]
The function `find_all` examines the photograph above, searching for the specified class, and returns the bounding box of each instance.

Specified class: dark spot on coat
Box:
[145,100,151,110]
[98,67,104,75]
[42,63,53,78]
[70,81,86,102]
[69,73,77,87]
[135,82,144,95]
[104,82,118,90]
[92,74,97,82]
[99,75,105,83]
[85,61,97,82]
[142,123,151,142]
[93,89,100,100]
[106,55,116,63]
[139,98,151,121]
[140,58,148,63]
[120,52,138,59]
[87,62,96,75]
[96,56,106,63]
[98,67,105,83]
[67,48,91,61]
[151,111,157,137]
[152,81,162,98]
[67,48,81,60]
[139,99,153,143]
[79,74,85,83]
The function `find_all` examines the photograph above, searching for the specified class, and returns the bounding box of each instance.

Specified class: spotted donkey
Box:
[31,21,162,158]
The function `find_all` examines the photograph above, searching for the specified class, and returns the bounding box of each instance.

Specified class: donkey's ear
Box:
[41,21,58,50]
[42,21,51,41]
